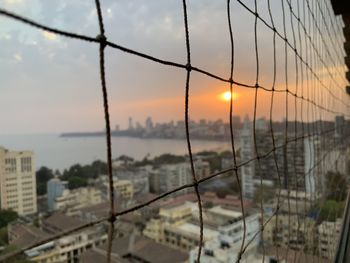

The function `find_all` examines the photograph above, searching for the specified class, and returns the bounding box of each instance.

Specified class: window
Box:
[5,158,17,173]
[21,157,32,172]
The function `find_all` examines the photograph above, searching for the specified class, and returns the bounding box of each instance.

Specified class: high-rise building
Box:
[335,115,345,142]
[145,117,154,133]
[240,117,320,200]
[128,117,134,130]
[0,147,37,215]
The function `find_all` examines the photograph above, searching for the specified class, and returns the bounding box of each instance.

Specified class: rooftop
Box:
[80,236,188,263]
[42,212,85,234]
[208,206,242,218]
[9,223,50,248]
[175,222,219,240]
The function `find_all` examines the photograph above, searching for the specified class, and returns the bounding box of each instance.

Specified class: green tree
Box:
[0,227,8,246]
[36,166,54,195]
[196,151,217,157]
[116,155,134,163]
[153,154,185,165]
[205,156,222,172]
[325,171,348,201]
[68,176,88,189]
[219,150,232,157]
[318,200,345,222]
[90,160,107,177]
[134,157,152,167]
[0,210,18,229]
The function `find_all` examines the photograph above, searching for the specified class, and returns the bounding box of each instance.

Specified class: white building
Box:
[318,219,342,259]
[150,161,210,195]
[53,187,102,215]
[189,213,260,263]
[0,147,37,215]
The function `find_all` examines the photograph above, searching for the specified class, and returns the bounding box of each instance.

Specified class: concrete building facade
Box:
[0,147,37,215]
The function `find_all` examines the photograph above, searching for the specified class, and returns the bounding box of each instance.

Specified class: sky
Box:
[0,0,348,134]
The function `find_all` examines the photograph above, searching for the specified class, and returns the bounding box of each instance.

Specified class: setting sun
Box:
[221,91,237,102]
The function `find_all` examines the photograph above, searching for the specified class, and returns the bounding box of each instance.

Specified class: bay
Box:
[0,134,231,171]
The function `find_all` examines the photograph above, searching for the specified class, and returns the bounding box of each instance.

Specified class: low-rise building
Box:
[99,175,134,201]
[264,189,314,215]
[189,213,260,263]
[264,214,316,253]
[112,179,134,200]
[52,186,103,215]
[144,200,258,257]
[150,160,210,195]
[16,213,108,263]
[112,166,150,197]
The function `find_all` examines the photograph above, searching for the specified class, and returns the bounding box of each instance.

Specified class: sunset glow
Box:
[221,91,237,102]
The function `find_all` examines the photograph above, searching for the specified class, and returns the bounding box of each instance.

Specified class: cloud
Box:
[41,31,57,41]
[4,0,24,5]
[14,53,22,62]
[106,8,113,18]
[0,33,11,40]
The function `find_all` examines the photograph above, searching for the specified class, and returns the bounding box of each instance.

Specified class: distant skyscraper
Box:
[231,115,241,125]
[145,117,154,132]
[0,147,37,215]
[47,177,67,211]
[128,117,134,130]
[335,115,345,142]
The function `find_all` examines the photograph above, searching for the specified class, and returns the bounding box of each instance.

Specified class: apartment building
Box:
[0,147,37,215]
[112,166,150,196]
[240,117,320,200]
[264,214,316,253]
[318,219,342,259]
[144,200,258,257]
[53,187,103,215]
[144,202,219,251]
[189,212,261,263]
[46,176,103,215]
[150,160,210,195]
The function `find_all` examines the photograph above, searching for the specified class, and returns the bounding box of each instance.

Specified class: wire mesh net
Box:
[0,0,349,262]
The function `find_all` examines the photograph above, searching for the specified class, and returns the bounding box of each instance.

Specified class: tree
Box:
[325,171,348,201]
[153,154,185,165]
[318,200,345,222]
[219,150,233,157]
[36,166,54,195]
[196,151,217,157]
[0,210,18,229]
[116,155,134,162]
[0,227,8,246]
[205,156,222,172]
[68,176,88,189]
[134,157,152,167]
[90,160,107,177]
